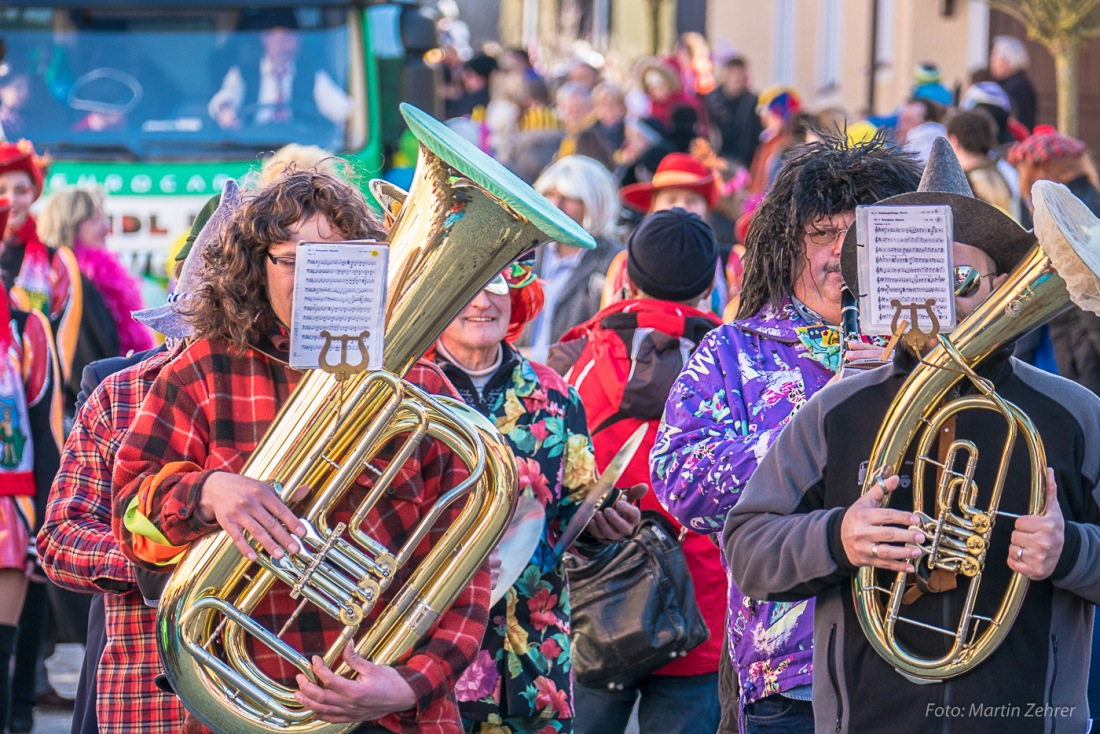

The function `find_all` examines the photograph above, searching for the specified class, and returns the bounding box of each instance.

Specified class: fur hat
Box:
[0,140,46,201]
[132,179,242,338]
[841,137,1036,294]
[620,153,718,212]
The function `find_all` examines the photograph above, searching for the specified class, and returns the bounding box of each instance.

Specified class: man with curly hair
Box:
[112,168,491,733]
[650,135,921,733]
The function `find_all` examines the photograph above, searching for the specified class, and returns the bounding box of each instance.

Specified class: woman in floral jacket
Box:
[433,257,641,734]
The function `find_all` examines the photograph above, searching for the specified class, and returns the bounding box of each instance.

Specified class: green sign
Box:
[45,163,252,197]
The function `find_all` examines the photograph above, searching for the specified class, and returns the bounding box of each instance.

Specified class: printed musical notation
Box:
[289,242,389,371]
[855,205,956,336]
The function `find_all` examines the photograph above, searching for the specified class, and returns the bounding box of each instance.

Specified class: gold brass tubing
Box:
[360,402,516,667]
[298,377,406,517]
[156,122,572,730]
[255,554,358,620]
[854,243,1061,681]
[297,523,384,592]
[346,404,431,551]
[303,373,410,518]
[182,598,309,718]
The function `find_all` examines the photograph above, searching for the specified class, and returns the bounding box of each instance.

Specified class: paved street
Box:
[29,644,82,734]
[25,644,642,733]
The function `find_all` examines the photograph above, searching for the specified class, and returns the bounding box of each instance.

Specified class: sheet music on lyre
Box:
[855,205,955,336]
[290,242,389,372]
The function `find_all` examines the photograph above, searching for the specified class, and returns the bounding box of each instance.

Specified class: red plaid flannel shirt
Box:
[37,345,186,733]
[112,339,490,734]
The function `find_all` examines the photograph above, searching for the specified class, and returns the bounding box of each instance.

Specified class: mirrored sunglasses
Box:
[954,265,996,298]
[483,273,510,296]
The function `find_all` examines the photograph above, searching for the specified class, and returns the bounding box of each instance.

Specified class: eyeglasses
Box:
[954,265,997,297]
[267,253,296,272]
[804,225,852,246]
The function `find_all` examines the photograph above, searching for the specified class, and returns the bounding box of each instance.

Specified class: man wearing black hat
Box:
[548,208,724,734]
[209,9,351,130]
[650,135,922,734]
[724,139,1100,733]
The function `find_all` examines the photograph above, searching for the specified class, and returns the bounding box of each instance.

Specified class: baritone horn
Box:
[155,104,596,733]
[853,180,1100,682]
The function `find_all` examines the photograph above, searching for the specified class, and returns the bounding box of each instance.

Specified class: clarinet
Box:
[841,287,859,344]
[839,287,860,372]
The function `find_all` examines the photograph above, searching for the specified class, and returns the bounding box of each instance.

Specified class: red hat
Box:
[1008,126,1088,165]
[0,140,46,201]
[620,153,718,212]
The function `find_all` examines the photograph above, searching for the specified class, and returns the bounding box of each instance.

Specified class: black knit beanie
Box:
[467,54,498,80]
[627,208,718,302]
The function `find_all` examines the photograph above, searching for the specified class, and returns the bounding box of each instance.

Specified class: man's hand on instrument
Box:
[588,483,647,541]
[840,475,925,573]
[1008,467,1064,581]
[197,473,307,561]
[844,337,887,364]
[295,646,417,723]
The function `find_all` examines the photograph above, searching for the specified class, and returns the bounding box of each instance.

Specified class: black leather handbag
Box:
[566,510,710,690]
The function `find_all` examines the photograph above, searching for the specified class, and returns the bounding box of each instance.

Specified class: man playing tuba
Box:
[112,169,491,733]
[723,138,1100,733]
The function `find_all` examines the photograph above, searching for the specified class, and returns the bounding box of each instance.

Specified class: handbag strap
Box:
[636,509,688,544]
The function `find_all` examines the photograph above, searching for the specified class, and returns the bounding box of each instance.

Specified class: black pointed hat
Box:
[841,137,1035,294]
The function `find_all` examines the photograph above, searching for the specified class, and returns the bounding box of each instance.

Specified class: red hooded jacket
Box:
[548,297,725,676]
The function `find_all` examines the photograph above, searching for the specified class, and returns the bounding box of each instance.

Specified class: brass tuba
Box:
[155,104,596,733]
[853,180,1100,682]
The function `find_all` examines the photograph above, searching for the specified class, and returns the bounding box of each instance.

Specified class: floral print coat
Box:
[650,299,836,708]
[435,345,597,729]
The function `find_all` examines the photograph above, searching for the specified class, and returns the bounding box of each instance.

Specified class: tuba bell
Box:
[853,180,1100,682]
[155,104,595,733]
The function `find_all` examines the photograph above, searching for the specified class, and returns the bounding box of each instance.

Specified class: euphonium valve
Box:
[154,105,596,733]
[853,181,1100,682]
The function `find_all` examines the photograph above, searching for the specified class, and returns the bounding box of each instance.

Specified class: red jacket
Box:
[548,298,724,676]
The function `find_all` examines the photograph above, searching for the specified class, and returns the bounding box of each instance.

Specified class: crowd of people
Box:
[2,14,1100,734]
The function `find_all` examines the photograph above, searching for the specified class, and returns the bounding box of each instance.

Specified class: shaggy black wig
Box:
[737,132,923,319]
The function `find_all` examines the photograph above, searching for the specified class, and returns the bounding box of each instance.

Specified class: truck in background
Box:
[1,0,440,290]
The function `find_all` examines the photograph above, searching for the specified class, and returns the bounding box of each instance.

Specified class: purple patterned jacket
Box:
[650,298,835,708]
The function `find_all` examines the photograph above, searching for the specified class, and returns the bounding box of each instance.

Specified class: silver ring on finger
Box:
[1016,546,1024,562]
[871,543,879,560]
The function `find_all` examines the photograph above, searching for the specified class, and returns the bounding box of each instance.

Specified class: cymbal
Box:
[489,494,545,607]
[551,423,647,559]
